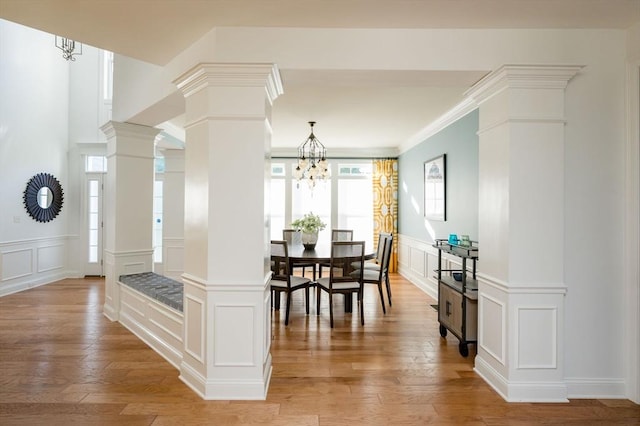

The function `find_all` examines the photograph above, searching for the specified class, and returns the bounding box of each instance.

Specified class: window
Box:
[103,50,114,102]
[291,166,332,242]
[86,155,107,172]
[270,159,374,250]
[153,180,163,263]
[270,163,286,240]
[88,179,100,263]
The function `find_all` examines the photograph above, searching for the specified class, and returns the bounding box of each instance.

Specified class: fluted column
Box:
[174,63,283,400]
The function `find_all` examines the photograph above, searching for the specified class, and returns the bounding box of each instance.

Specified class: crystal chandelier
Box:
[55,36,83,61]
[293,121,329,189]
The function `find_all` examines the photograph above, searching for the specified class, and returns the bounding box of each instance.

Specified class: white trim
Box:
[478,291,506,365]
[399,97,478,155]
[474,356,569,403]
[515,306,558,370]
[566,377,627,399]
[624,59,640,404]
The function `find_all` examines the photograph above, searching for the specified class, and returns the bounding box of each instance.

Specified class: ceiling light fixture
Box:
[293,121,329,189]
[55,36,82,61]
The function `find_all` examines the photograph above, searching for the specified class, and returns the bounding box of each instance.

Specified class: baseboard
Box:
[475,354,569,402]
[180,359,272,401]
[0,271,68,297]
[565,377,627,399]
[399,265,437,301]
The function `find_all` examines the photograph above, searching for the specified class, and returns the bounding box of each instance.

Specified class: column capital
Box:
[466,64,584,105]
[173,63,283,104]
[100,120,162,140]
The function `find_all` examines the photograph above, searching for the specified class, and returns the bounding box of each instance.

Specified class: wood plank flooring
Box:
[0,275,638,425]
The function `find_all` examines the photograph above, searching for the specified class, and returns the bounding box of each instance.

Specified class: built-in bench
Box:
[117,272,184,369]
[119,272,183,312]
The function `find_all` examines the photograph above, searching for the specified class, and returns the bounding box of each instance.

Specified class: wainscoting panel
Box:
[517,307,557,369]
[0,236,71,297]
[398,234,439,300]
[119,283,184,369]
[36,244,65,273]
[214,304,255,366]
[184,293,205,364]
[163,238,184,281]
[1,248,33,282]
[479,291,506,365]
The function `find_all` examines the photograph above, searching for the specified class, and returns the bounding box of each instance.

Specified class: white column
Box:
[174,63,283,400]
[466,65,582,402]
[160,148,185,281]
[100,121,161,321]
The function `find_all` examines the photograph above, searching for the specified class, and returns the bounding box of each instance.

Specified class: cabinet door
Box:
[439,283,463,336]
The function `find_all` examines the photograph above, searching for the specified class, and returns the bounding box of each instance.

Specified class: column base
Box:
[103,249,154,321]
[179,273,273,400]
[180,355,272,400]
[476,275,568,402]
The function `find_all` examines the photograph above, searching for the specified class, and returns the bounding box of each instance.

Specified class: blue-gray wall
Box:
[398,110,479,243]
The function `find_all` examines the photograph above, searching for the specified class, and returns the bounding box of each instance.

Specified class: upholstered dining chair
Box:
[318,229,354,278]
[270,240,312,325]
[350,234,393,314]
[316,240,365,328]
[352,232,394,306]
[283,229,317,280]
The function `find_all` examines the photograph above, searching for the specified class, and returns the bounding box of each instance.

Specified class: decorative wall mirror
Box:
[23,173,64,223]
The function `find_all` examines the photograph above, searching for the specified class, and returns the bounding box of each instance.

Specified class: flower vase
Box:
[301,231,318,250]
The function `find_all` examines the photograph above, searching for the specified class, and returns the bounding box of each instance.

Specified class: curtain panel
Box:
[372,159,398,272]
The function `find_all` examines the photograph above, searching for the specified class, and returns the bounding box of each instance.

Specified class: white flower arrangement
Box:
[290,212,327,234]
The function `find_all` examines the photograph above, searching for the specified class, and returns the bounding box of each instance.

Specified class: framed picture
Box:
[424,154,446,221]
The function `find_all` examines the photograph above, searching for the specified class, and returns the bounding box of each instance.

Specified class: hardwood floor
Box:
[0,275,637,425]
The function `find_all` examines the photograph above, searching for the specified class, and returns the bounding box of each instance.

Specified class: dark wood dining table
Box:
[273,242,375,313]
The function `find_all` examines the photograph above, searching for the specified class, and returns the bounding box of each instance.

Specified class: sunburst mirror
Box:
[23,173,64,223]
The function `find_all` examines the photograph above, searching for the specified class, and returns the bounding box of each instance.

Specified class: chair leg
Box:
[316,287,321,315]
[359,290,365,326]
[305,286,310,315]
[285,291,291,326]
[385,274,392,306]
[329,292,334,328]
[377,282,386,314]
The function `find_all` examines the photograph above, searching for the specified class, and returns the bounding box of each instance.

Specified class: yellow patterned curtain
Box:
[372,159,398,272]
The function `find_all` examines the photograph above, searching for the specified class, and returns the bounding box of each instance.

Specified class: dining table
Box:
[273,242,375,313]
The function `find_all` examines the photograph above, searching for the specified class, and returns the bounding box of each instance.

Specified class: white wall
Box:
[0,20,71,294]
[0,20,109,293]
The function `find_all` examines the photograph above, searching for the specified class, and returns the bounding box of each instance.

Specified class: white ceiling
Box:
[2,0,638,152]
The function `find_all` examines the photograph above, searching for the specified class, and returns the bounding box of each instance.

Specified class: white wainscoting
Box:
[398,234,470,302]
[119,283,184,369]
[163,237,184,281]
[397,234,438,301]
[0,236,72,297]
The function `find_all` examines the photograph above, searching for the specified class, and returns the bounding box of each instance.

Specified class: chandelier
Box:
[293,121,329,189]
[55,36,83,61]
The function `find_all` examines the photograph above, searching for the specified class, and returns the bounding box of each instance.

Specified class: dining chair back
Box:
[282,229,316,279]
[316,240,365,327]
[319,229,354,278]
[351,234,393,314]
[331,229,354,241]
[270,240,311,325]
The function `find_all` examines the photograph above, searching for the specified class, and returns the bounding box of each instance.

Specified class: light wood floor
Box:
[0,275,637,425]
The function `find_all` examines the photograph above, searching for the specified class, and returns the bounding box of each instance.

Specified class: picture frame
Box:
[424,154,446,221]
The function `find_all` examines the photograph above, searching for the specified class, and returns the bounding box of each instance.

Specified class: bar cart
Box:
[433,239,478,357]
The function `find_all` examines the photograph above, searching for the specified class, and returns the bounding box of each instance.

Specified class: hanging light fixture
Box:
[293,121,329,189]
[55,36,83,61]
